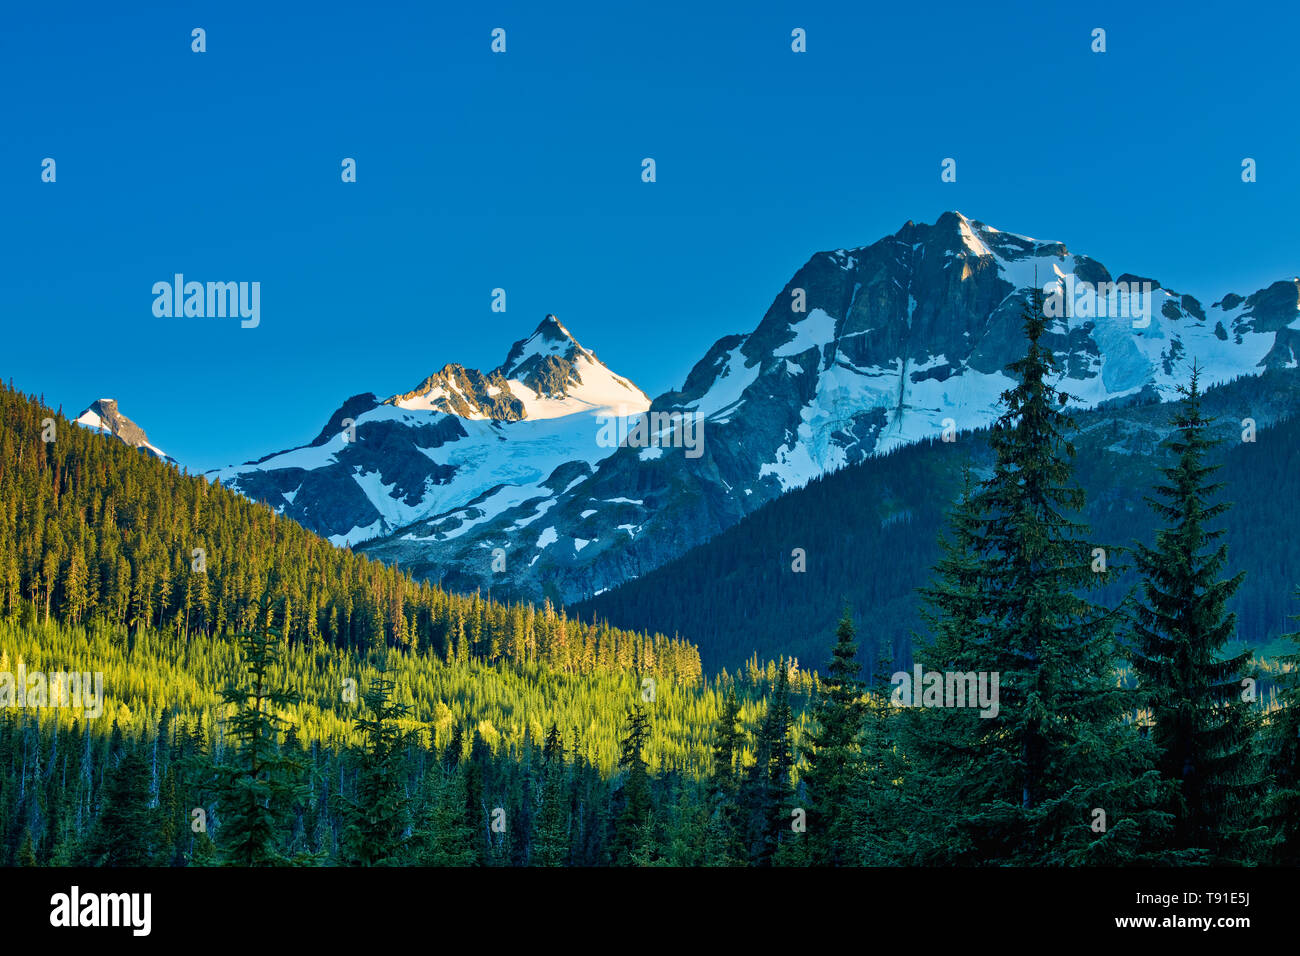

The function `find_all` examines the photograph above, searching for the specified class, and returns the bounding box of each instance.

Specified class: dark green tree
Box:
[213,606,307,866]
[533,742,571,867]
[909,287,1171,865]
[339,674,413,866]
[742,662,795,866]
[78,747,155,866]
[17,828,36,867]
[1130,365,1266,862]
[801,610,866,865]
[704,687,746,865]
[412,765,477,866]
[611,702,653,866]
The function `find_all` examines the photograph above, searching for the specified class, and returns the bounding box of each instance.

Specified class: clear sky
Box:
[3,0,1296,471]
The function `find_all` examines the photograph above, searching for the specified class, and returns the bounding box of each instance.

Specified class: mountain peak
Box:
[385,315,648,423]
[534,313,575,340]
[496,316,648,413]
[500,314,590,379]
[75,399,173,463]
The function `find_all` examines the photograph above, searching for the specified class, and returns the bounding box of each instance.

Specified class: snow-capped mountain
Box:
[211,315,650,545]
[75,399,174,463]
[355,212,1300,603]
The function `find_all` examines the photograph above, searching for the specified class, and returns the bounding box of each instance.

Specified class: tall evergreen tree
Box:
[850,648,910,865]
[78,747,155,866]
[412,765,477,866]
[339,674,413,866]
[213,606,306,866]
[1129,365,1266,862]
[741,662,795,866]
[909,287,1170,864]
[704,687,746,865]
[801,610,865,865]
[903,467,1006,863]
[533,740,571,867]
[611,702,652,866]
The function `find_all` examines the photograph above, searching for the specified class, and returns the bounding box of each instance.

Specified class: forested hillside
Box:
[0,384,700,679]
[575,368,1300,672]
[0,383,818,865]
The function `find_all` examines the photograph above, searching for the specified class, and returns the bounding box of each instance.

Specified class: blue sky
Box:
[3,0,1296,471]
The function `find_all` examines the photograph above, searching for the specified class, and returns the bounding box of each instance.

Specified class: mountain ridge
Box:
[355,212,1299,604]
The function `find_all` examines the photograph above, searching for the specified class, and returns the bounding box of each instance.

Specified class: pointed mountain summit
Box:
[211,316,650,545]
[387,314,647,422]
[75,399,174,463]
[499,314,584,380]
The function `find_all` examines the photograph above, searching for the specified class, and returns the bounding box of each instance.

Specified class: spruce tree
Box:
[17,828,36,867]
[904,469,997,863]
[339,674,413,866]
[412,764,477,866]
[851,648,909,865]
[611,702,652,866]
[463,730,491,865]
[213,605,306,866]
[1129,365,1266,862]
[533,741,571,866]
[801,610,865,865]
[704,687,746,865]
[742,662,795,866]
[910,287,1170,865]
[78,747,155,866]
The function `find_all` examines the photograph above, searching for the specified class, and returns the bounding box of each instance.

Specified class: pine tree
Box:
[463,731,491,865]
[412,765,477,866]
[704,687,745,865]
[213,606,306,866]
[339,674,413,866]
[533,743,571,867]
[611,702,652,866]
[903,469,996,863]
[827,644,911,866]
[1129,365,1267,862]
[909,287,1170,865]
[801,610,866,865]
[663,779,709,866]
[743,662,795,866]
[768,661,805,867]
[78,747,155,866]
